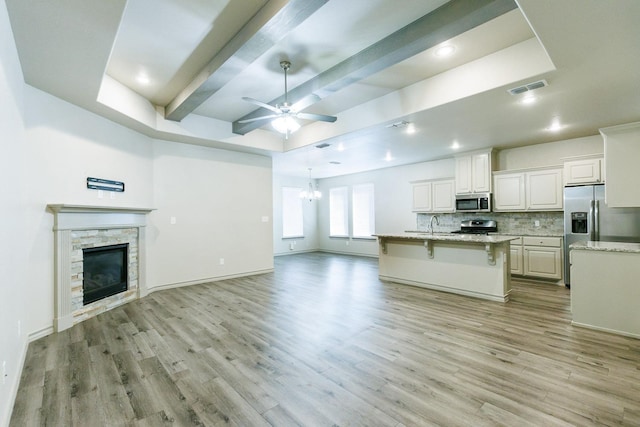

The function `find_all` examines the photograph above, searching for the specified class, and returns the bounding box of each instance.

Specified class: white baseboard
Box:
[146,268,274,294]
[28,326,54,343]
[274,249,317,257]
[319,249,379,258]
[571,321,640,339]
[2,336,30,427]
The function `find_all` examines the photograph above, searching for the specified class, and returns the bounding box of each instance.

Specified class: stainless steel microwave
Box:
[455,193,492,212]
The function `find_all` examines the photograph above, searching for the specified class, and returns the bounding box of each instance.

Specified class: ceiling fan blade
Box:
[242,97,281,113]
[237,114,280,124]
[292,93,320,112]
[296,112,337,123]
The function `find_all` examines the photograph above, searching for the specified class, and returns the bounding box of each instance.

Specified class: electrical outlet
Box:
[534,220,540,227]
[346,240,350,246]
[219,258,225,265]
[170,216,177,225]
[98,190,104,199]
[2,360,6,385]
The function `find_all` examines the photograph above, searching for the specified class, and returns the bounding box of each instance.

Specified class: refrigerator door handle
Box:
[594,199,600,240]
[589,200,596,241]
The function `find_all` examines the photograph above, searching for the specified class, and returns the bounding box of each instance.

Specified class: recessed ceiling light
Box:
[384,151,393,162]
[136,72,150,85]
[547,117,562,132]
[337,143,345,152]
[406,123,416,134]
[521,94,537,105]
[451,140,461,150]
[435,44,455,57]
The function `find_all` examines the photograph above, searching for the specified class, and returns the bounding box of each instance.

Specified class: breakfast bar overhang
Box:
[375,233,518,302]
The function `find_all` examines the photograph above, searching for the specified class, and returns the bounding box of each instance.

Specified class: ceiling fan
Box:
[239,60,337,138]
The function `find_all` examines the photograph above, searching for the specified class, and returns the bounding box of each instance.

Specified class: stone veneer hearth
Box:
[47,205,154,332]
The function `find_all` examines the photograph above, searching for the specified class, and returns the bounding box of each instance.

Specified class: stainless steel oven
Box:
[455,193,492,213]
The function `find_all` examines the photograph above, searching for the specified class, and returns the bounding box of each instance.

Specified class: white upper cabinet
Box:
[455,150,493,194]
[455,156,472,194]
[493,167,563,211]
[601,121,640,207]
[411,179,455,212]
[431,180,455,212]
[493,172,526,211]
[412,181,432,212]
[527,168,563,210]
[564,157,603,186]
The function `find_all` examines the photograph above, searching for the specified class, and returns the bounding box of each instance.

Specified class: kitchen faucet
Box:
[429,215,439,234]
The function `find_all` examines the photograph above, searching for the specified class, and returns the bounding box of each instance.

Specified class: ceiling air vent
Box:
[507,79,548,95]
[329,161,341,165]
[315,143,331,149]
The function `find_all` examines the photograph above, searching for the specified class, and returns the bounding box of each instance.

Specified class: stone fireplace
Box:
[47,204,154,332]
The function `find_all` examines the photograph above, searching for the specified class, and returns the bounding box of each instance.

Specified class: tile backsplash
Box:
[416,211,564,236]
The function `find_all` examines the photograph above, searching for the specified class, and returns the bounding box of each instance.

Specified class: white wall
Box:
[496,135,603,170]
[0,2,28,424]
[316,159,455,256]
[148,141,273,288]
[272,174,319,255]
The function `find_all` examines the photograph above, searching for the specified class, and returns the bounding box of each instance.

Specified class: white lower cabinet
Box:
[509,237,524,275]
[510,236,563,280]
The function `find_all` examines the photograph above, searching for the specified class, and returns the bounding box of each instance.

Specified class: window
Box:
[282,187,303,238]
[352,183,375,238]
[329,187,348,237]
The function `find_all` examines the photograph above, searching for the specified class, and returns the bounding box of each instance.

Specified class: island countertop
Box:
[374,232,518,244]
[570,240,640,253]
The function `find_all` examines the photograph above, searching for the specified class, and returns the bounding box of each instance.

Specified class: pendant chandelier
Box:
[300,168,321,202]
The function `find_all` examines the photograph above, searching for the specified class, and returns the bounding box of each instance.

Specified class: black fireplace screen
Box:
[83,243,128,305]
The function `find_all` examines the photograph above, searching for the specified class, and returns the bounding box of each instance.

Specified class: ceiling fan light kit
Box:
[271,116,300,134]
[239,60,337,138]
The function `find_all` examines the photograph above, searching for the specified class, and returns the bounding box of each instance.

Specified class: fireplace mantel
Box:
[47,204,155,231]
[47,204,155,214]
[47,204,155,332]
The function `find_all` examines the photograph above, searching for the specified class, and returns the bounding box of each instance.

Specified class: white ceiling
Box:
[5,0,640,178]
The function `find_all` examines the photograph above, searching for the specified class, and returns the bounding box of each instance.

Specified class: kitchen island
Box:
[375,233,517,302]
[570,241,640,338]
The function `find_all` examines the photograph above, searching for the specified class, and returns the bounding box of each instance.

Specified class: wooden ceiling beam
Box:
[232,0,517,135]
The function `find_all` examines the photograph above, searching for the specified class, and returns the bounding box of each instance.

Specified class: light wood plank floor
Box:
[10,252,640,426]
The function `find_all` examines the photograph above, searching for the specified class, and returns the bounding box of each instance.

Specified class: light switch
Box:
[170,216,176,224]
[261,216,269,222]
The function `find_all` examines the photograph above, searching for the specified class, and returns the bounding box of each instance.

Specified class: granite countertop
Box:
[495,232,563,238]
[375,233,518,244]
[406,230,563,238]
[570,241,640,253]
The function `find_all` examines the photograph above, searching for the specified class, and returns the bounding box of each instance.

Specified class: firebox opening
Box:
[83,243,128,305]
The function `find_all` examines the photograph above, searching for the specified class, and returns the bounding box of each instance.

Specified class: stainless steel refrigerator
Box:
[564,184,640,286]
